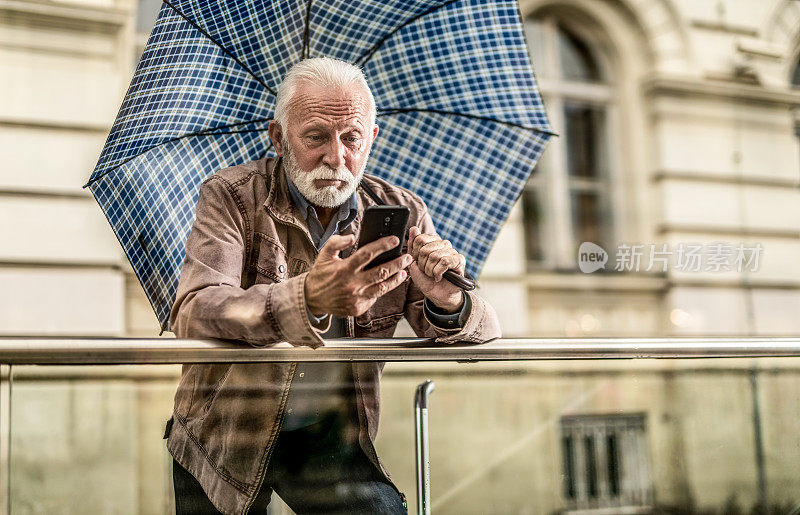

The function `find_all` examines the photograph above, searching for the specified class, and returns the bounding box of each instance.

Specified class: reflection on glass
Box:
[562,414,650,510]
[558,25,602,82]
[607,434,620,496]
[562,435,576,499]
[585,435,598,498]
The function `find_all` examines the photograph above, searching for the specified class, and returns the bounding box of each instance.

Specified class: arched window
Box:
[522,15,615,270]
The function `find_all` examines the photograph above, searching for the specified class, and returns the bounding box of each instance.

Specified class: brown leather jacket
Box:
[166,156,501,514]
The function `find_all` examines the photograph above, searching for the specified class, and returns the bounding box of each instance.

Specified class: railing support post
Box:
[414,379,435,515]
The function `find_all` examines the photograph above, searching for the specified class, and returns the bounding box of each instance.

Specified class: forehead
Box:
[288,82,370,128]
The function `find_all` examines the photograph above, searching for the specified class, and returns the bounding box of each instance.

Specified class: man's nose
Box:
[322,138,345,169]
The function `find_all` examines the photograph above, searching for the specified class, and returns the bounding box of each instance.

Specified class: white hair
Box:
[273,57,377,133]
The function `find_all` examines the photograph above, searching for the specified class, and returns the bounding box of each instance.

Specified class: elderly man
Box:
[166,57,501,514]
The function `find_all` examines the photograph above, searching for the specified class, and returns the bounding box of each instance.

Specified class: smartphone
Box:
[357,206,410,270]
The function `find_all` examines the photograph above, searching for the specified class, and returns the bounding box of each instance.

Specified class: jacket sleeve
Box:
[403,208,502,344]
[169,176,325,348]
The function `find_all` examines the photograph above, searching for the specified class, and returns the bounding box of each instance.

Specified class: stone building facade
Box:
[2,0,800,513]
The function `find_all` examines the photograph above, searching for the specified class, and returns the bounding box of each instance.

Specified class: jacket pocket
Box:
[187,364,233,419]
[253,232,289,283]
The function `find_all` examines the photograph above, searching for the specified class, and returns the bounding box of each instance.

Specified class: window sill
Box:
[515,269,668,292]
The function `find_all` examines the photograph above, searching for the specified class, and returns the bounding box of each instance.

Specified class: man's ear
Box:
[268,120,284,156]
[371,123,379,143]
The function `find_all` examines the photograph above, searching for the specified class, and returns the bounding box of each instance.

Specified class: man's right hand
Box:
[304,234,412,317]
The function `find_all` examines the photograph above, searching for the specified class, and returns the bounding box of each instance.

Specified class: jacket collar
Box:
[264,155,303,226]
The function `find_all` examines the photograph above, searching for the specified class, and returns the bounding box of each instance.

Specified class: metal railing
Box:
[1,336,800,364]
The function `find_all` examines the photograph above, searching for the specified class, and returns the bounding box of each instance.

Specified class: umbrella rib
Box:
[354,0,461,67]
[302,0,312,59]
[377,108,558,135]
[162,0,275,96]
[83,117,273,188]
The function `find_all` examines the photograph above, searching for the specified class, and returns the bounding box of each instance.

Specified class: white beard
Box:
[283,143,367,208]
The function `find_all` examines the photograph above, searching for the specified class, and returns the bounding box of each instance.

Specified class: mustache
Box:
[307,165,355,184]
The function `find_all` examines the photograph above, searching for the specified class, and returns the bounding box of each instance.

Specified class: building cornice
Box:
[668,278,800,290]
[480,270,800,292]
[0,117,110,134]
[652,170,800,189]
[656,223,800,240]
[643,74,800,108]
[0,0,129,29]
[506,271,669,293]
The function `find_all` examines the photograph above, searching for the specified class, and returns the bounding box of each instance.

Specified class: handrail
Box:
[0,337,799,364]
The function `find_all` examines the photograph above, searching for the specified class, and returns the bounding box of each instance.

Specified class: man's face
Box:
[275,82,378,208]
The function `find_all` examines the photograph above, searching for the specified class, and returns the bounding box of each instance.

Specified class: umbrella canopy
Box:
[85,0,553,331]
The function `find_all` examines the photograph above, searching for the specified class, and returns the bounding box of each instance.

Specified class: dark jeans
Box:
[173,411,407,514]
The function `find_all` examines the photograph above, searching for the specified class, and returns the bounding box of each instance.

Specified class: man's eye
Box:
[345,136,360,143]
[309,135,323,141]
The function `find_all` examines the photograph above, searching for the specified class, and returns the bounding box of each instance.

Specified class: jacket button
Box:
[278,264,286,274]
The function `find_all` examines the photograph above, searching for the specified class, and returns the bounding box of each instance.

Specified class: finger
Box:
[349,235,400,270]
[431,253,460,282]
[407,226,420,250]
[414,236,450,260]
[416,240,450,273]
[410,232,438,257]
[425,249,457,281]
[457,254,467,276]
[418,239,450,256]
[318,234,355,259]
[360,269,408,299]
[359,253,413,287]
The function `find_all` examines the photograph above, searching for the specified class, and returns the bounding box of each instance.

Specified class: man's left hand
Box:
[407,226,466,313]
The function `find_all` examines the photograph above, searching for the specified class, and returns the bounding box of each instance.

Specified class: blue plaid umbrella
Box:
[85,0,553,332]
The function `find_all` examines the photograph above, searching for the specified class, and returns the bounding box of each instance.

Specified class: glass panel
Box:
[558,25,602,82]
[564,103,607,180]
[9,365,180,514]
[521,186,545,262]
[7,359,800,513]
